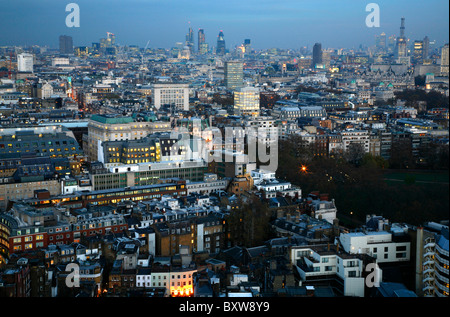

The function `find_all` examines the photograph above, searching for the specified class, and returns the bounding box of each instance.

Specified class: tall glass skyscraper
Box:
[224,61,243,90]
[216,30,226,56]
[198,29,205,53]
[186,26,194,54]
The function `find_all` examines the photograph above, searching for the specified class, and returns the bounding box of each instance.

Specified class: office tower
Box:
[375,33,386,51]
[152,83,190,112]
[413,40,424,64]
[441,44,449,77]
[107,32,115,46]
[312,43,323,68]
[423,36,430,59]
[101,32,115,48]
[17,53,33,72]
[216,30,226,56]
[396,18,408,58]
[233,86,260,117]
[59,35,73,54]
[186,25,194,54]
[388,35,396,53]
[224,61,243,90]
[244,39,251,56]
[198,28,205,53]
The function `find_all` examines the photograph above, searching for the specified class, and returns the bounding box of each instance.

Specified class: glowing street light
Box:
[301,165,308,173]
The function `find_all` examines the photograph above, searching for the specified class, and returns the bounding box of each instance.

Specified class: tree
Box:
[344,143,366,167]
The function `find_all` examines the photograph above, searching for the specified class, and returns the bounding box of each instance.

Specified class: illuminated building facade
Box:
[233,86,260,117]
[85,114,171,162]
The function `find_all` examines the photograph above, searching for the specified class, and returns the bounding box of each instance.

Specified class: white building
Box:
[17,53,34,72]
[52,57,70,67]
[250,169,276,185]
[254,179,301,199]
[290,245,368,297]
[186,174,230,195]
[308,198,337,224]
[339,229,411,263]
[340,130,370,153]
[152,83,190,111]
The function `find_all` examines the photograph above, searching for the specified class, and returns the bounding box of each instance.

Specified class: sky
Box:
[0,0,448,50]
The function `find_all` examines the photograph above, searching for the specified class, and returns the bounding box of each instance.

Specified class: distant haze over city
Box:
[0,0,448,50]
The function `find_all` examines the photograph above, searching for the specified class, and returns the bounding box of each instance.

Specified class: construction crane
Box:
[141,40,150,66]
[8,51,13,79]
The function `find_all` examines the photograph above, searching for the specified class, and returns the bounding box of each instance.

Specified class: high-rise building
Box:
[441,44,449,77]
[216,30,226,56]
[186,26,194,54]
[224,61,243,90]
[423,36,430,60]
[396,18,408,58]
[17,53,33,73]
[375,33,387,51]
[312,43,323,68]
[198,28,205,53]
[244,39,251,56]
[388,35,396,53]
[413,40,424,64]
[59,35,73,55]
[234,86,260,117]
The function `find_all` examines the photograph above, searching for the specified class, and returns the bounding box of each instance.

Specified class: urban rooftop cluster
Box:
[0,18,448,298]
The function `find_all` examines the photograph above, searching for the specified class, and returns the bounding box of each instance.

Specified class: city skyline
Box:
[0,0,448,50]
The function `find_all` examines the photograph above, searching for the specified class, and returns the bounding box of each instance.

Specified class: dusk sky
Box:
[0,0,448,50]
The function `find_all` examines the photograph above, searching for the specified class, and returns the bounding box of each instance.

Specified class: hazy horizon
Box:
[0,0,448,50]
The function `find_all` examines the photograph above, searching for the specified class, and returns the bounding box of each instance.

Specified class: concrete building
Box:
[17,53,33,73]
[152,83,190,111]
[339,227,411,264]
[85,114,171,162]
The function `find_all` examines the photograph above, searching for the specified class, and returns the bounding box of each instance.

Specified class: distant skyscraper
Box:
[312,43,323,68]
[423,36,430,60]
[59,35,73,55]
[375,33,386,51]
[413,40,424,64]
[198,29,205,53]
[216,30,226,56]
[388,35,396,53]
[441,44,449,77]
[224,61,243,90]
[17,53,33,72]
[244,39,251,56]
[396,18,408,58]
[186,25,194,54]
